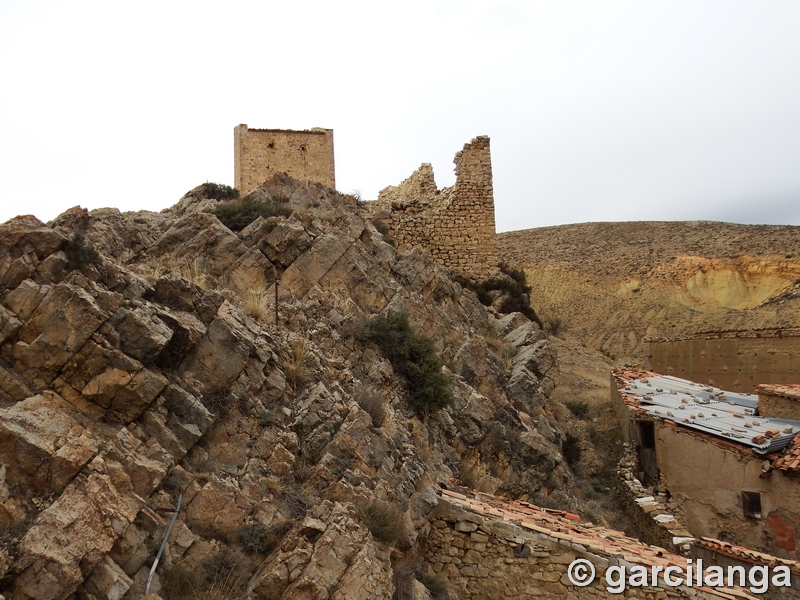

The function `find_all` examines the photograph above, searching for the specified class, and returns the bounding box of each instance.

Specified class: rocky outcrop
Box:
[0,176,573,599]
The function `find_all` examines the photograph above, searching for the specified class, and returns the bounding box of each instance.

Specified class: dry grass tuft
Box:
[136,255,210,289]
[282,337,309,391]
[243,288,270,321]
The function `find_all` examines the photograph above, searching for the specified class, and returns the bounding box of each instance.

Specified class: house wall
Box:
[644,331,800,391]
[233,125,335,194]
[654,423,800,561]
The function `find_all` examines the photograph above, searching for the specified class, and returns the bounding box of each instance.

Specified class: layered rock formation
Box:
[0,176,573,599]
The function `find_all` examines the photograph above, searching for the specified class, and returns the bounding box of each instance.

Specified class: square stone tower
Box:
[234,125,335,194]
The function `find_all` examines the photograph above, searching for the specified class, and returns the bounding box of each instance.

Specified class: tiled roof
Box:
[440,485,759,599]
[758,383,800,400]
[696,537,800,576]
[773,434,800,472]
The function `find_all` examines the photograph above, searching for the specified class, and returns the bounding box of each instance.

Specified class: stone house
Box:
[613,367,800,563]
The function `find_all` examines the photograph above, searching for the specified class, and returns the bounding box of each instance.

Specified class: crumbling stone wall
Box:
[425,500,729,599]
[234,124,335,194]
[644,329,800,391]
[757,384,800,420]
[368,136,497,280]
[617,444,695,554]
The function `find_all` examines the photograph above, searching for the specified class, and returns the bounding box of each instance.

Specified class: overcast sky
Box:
[2,1,799,232]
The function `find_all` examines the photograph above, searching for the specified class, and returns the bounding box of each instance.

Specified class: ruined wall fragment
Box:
[369,136,498,280]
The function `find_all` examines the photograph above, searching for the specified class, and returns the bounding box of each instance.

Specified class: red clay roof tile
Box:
[438,484,764,598]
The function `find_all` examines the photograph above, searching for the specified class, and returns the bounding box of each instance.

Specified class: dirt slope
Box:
[498,221,800,364]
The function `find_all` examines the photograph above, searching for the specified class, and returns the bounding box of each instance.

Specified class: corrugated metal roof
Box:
[620,374,800,454]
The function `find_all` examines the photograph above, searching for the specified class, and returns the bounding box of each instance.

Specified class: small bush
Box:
[562,433,582,468]
[371,218,396,246]
[201,391,233,418]
[360,501,403,544]
[420,572,451,597]
[208,195,291,232]
[203,549,242,584]
[583,511,600,524]
[163,553,248,600]
[199,182,240,201]
[366,313,453,416]
[239,523,267,553]
[65,231,101,271]
[565,400,590,419]
[451,263,543,327]
[355,385,386,427]
[259,409,278,427]
[545,316,563,337]
[161,565,203,599]
[239,519,293,555]
[600,347,616,361]
[0,518,31,543]
[451,273,492,305]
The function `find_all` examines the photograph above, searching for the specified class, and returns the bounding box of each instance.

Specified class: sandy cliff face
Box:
[0,177,573,599]
[498,221,800,363]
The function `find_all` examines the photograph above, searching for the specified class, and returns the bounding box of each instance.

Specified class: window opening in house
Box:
[742,491,762,519]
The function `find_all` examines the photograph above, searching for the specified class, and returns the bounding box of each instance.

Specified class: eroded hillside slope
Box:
[499,221,800,363]
[0,178,576,599]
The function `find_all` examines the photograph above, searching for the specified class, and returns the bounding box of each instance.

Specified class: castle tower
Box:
[234,125,335,194]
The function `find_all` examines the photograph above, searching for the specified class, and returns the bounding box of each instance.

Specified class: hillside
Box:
[498,221,800,364]
[0,178,584,599]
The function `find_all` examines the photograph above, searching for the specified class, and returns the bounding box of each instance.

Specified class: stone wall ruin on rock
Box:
[368,136,498,281]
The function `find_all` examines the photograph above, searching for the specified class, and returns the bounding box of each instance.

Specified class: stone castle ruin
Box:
[234,126,498,281]
[369,136,498,280]
[234,124,335,195]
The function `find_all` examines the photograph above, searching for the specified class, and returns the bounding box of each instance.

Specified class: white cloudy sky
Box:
[2,1,799,232]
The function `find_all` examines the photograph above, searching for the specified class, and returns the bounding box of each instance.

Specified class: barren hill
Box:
[498,221,800,363]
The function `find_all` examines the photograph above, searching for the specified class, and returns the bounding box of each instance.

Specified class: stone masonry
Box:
[368,136,498,281]
[426,488,767,599]
[234,124,335,194]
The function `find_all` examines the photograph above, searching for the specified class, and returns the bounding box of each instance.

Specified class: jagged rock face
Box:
[0,177,573,599]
